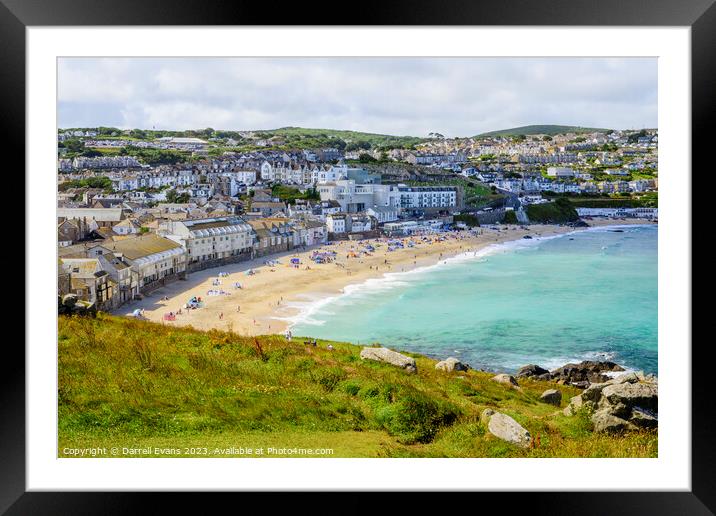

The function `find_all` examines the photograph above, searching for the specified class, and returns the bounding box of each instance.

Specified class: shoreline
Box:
[115,218,656,337]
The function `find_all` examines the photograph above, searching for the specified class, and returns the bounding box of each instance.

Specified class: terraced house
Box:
[103,233,187,292]
[160,216,255,271]
[247,218,295,257]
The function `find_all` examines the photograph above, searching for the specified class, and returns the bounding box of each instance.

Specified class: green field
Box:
[58,315,657,458]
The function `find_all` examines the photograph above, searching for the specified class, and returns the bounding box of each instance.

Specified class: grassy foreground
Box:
[58,314,657,458]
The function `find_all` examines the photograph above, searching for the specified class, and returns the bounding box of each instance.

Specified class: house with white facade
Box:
[367,205,399,224]
[546,167,575,178]
[161,216,254,268]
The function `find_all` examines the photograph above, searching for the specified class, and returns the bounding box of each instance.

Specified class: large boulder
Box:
[540,389,562,406]
[564,372,658,433]
[581,382,608,402]
[435,357,469,372]
[491,374,519,387]
[592,409,637,434]
[629,407,658,429]
[601,382,658,412]
[550,360,625,387]
[481,409,531,448]
[360,347,417,373]
[516,364,551,380]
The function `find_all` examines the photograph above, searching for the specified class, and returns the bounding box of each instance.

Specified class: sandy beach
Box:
[116,218,656,336]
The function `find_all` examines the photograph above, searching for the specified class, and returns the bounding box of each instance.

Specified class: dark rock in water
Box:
[516,364,550,379]
[522,235,533,239]
[550,360,625,387]
[609,229,624,232]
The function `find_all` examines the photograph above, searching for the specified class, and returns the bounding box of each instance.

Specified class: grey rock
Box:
[491,374,519,387]
[435,357,469,372]
[482,410,531,448]
[610,372,641,385]
[516,364,550,379]
[591,409,638,434]
[359,347,417,373]
[540,389,562,406]
[599,400,631,419]
[629,407,659,429]
[601,382,658,411]
[582,383,608,402]
[550,360,625,387]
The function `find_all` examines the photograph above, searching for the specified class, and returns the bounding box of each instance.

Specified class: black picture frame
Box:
[3,0,708,512]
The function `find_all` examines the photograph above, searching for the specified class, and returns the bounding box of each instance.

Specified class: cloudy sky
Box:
[58,57,657,137]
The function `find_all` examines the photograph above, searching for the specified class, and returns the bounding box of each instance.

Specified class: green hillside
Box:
[58,314,656,458]
[255,127,426,150]
[477,125,611,137]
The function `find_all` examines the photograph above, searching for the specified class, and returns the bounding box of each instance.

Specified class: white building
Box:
[396,185,458,211]
[367,206,399,224]
[161,216,255,265]
[326,214,347,234]
[546,167,575,178]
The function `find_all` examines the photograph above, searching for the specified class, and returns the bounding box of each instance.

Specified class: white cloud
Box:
[58,57,657,136]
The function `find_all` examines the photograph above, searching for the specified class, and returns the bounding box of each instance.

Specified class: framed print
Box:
[4,0,710,512]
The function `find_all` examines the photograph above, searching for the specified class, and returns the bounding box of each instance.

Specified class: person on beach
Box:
[219,312,223,320]
[237,305,240,312]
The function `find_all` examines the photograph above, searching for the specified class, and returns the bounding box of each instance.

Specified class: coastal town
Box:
[50,53,666,462]
[57,125,658,328]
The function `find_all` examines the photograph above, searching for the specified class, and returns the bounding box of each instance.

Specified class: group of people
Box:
[206,289,230,296]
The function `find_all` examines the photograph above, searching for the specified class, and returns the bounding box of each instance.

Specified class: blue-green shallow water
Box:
[290,225,657,375]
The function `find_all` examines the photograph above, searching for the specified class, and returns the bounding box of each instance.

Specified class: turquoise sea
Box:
[290,225,658,375]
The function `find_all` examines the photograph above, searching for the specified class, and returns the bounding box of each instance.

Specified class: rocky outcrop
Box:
[481,409,531,448]
[491,374,519,387]
[563,371,657,433]
[592,409,638,434]
[435,357,469,373]
[549,361,625,387]
[516,364,550,380]
[359,347,417,373]
[513,361,628,388]
[540,389,562,406]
